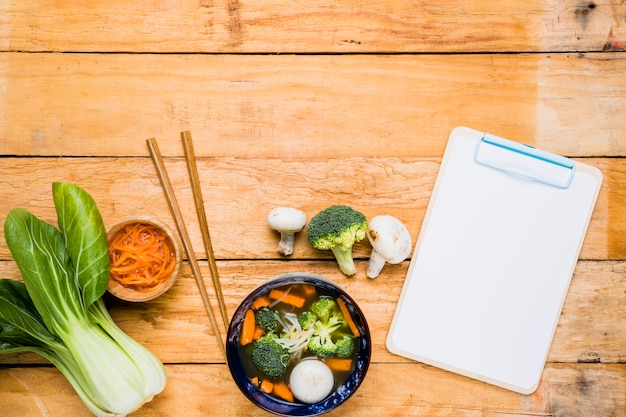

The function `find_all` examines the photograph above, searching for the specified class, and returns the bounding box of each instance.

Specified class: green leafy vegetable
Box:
[53,181,111,308]
[0,182,167,417]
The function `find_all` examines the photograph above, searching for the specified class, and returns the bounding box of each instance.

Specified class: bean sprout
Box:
[275,312,314,358]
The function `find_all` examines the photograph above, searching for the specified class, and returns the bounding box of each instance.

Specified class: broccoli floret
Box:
[297,310,317,330]
[306,205,368,276]
[251,332,291,378]
[335,336,355,358]
[309,297,337,319]
[304,296,356,359]
[255,307,279,332]
[307,312,344,358]
[308,334,337,358]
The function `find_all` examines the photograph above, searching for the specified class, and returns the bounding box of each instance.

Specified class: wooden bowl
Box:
[106,216,182,302]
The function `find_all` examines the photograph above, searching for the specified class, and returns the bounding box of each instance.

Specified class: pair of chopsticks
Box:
[147,132,228,361]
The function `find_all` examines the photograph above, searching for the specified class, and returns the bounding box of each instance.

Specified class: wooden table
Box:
[1,1,625,416]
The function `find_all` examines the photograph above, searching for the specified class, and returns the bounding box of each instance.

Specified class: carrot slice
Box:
[249,377,259,387]
[251,295,271,310]
[325,358,354,372]
[272,382,294,402]
[268,288,306,308]
[253,325,265,340]
[300,284,317,297]
[337,297,360,337]
[260,379,274,394]
[240,309,256,345]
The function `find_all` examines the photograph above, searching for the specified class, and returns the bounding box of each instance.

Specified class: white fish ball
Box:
[289,359,334,404]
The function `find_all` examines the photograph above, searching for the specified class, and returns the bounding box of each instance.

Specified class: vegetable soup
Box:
[237,282,362,405]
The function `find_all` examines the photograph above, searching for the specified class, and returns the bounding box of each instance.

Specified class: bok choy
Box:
[0,182,167,417]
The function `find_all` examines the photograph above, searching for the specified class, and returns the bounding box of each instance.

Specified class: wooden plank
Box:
[2,2,624,417]
[0,259,624,366]
[1,1,625,53]
[1,52,626,158]
[0,157,622,261]
[0,363,623,416]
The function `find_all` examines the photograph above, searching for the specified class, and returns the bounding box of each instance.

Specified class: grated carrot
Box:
[108,222,176,292]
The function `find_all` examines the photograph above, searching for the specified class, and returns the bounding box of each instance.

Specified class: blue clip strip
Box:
[474,133,576,189]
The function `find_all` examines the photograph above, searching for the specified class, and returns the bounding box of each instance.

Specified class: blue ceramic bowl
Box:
[226,273,371,416]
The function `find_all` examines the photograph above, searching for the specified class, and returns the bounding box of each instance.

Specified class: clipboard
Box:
[386,126,602,394]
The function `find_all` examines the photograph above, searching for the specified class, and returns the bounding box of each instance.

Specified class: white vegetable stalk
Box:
[60,322,148,415]
[31,299,166,417]
[0,183,167,417]
[44,300,167,417]
[88,299,168,415]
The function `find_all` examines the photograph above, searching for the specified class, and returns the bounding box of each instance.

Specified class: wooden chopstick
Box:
[146,137,227,361]
[180,130,229,332]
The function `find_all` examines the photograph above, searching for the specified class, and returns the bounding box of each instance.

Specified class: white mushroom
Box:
[267,207,307,256]
[366,215,412,279]
[289,358,334,404]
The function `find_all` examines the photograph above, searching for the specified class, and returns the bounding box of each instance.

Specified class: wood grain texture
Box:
[2,1,625,415]
[1,1,625,53]
[1,52,626,158]
[0,259,623,367]
[0,363,623,416]
[0,157,623,261]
